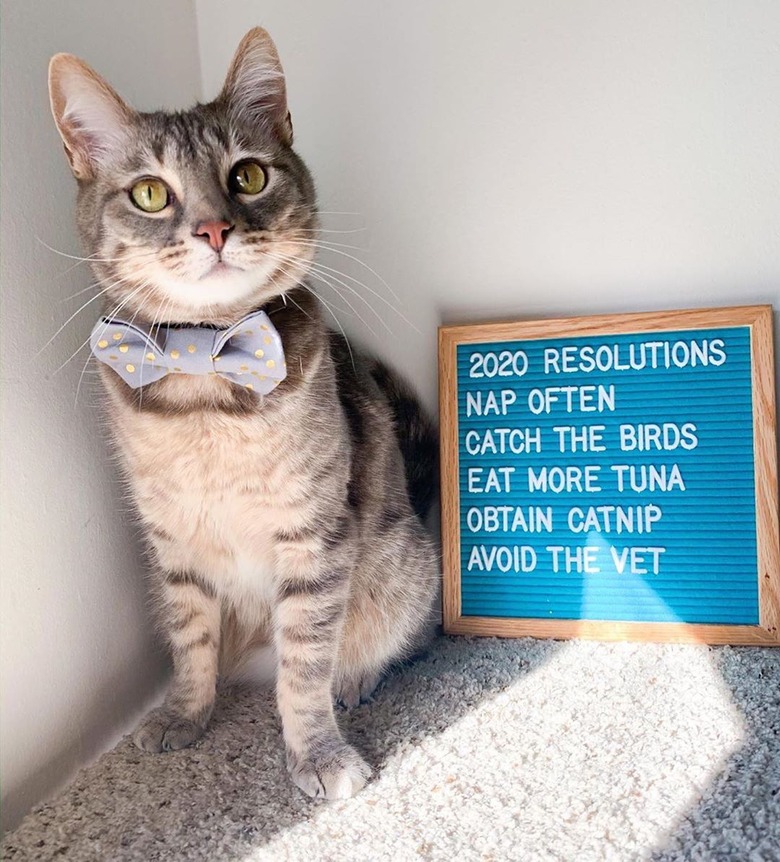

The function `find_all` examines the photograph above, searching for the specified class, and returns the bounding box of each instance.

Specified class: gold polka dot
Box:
[263,336,272,345]
[173,366,182,372]
[214,356,221,362]
[266,359,276,369]
[97,339,109,349]
[239,364,249,371]
[260,324,269,331]
[119,344,129,354]
[259,375,267,381]
[126,364,135,373]
[245,383,254,390]
[254,349,264,359]
[109,354,118,361]
[170,349,180,360]
[187,344,196,354]
[146,352,156,362]
[112,333,122,341]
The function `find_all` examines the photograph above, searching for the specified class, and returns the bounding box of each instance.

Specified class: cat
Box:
[48,27,439,800]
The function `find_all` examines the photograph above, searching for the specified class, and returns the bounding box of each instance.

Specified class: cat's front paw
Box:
[133,706,206,753]
[288,741,371,800]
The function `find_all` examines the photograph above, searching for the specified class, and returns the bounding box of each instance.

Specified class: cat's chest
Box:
[126,410,279,494]
[114,402,308,557]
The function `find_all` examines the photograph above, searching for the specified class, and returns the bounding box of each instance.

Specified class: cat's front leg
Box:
[134,571,221,753]
[274,544,371,800]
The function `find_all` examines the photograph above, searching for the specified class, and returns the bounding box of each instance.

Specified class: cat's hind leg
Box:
[334,531,439,710]
[335,669,383,709]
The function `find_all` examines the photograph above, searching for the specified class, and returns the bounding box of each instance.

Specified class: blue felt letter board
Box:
[441,307,780,643]
[457,326,758,625]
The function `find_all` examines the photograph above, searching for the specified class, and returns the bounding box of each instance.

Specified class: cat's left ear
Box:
[219,27,293,145]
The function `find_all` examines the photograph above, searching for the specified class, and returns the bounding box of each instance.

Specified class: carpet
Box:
[3,636,779,861]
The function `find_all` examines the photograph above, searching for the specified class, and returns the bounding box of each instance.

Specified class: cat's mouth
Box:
[201,260,241,279]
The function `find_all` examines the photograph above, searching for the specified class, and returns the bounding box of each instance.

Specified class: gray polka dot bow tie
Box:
[90,309,287,394]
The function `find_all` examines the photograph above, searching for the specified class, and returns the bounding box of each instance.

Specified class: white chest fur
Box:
[110,400,308,606]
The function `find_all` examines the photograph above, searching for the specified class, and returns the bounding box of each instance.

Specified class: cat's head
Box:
[48,28,317,325]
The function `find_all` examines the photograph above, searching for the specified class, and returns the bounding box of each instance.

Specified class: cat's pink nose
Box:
[194,220,233,252]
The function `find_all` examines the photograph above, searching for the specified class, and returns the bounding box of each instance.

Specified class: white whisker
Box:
[61,282,104,302]
[291,239,403,304]
[263,249,381,338]
[36,237,159,265]
[292,227,368,235]
[304,260,393,335]
[72,280,151,402]
[266,255,356,372]
[38,270,143,358]
[292,238,368,252]
[300,283,356,373]
[305,257,418,333]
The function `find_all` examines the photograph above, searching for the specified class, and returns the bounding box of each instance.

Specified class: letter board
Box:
[439,306,779,644]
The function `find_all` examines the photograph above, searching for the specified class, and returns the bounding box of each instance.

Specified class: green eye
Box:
[229,161,267,195]
[130,179,169,213]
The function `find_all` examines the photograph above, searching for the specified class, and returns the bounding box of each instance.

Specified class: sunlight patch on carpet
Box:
[249,643,745,861]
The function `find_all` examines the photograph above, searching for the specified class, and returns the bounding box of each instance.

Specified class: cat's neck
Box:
[99,284,323,332]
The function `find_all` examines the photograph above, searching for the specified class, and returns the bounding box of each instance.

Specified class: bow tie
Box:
[90,309,287,394]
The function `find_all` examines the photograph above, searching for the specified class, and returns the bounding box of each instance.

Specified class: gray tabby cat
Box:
[48,27,439,800]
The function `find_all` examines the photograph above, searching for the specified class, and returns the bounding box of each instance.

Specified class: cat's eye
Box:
[229,161,267,196]
[130,179,169,213]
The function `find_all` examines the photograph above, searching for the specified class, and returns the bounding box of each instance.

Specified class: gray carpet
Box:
[3,637,779,861]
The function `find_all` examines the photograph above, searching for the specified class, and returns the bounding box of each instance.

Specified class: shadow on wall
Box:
[650,646,780,860]
[0,640,168,838]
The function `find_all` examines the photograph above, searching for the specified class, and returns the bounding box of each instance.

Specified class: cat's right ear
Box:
[48,54,134,180]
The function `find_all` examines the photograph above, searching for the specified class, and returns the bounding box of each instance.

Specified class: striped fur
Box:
[49,28,439,799]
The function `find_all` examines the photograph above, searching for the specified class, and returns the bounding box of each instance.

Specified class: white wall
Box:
[197,0,779,418]
[0,0,201,833]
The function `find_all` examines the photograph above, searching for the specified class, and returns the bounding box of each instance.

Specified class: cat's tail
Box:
[370,360,439,522]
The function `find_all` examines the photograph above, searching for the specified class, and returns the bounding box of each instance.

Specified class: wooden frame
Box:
[439,305,779,645]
